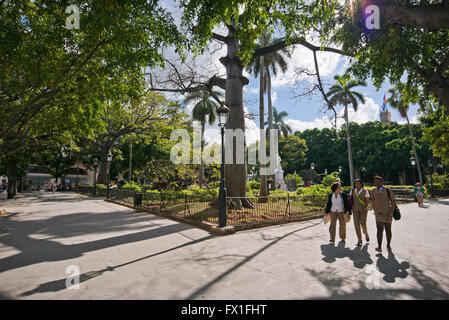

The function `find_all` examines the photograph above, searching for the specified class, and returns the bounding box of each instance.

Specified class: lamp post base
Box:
[218,185,227,228]
[211,225,235,235]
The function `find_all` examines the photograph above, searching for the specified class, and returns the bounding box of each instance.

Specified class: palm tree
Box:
[387,83,423,185]
[247,32,291,197]
[184,90,223,186]
[248,33,291,135]
[326,74,367,185]
[265,106,292,137]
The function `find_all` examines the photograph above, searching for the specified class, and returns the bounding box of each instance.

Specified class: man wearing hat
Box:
[371,176,396,253]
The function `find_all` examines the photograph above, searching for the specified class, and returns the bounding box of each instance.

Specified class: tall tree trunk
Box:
[221,30,253,208]
[6,162,17,199]
[381,3,449,31]
[406,114,423,185]
[427,72,449,117]
[97,143,112,184]
[129,139,133,183]
[267,67,273,133]
[199,123,205,187]
[344,105,355,185]
[266,67,276,191]
[258,43,268,202]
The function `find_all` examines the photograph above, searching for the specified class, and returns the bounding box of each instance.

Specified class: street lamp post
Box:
[107,152,112,199]
[410,156,416,184]
[294,170,297,189]
[93,158,98,196]
[311,163,315,184]
[361,167,366,182]
[217,105,230,228]
[75,167,79,189]
[428,159,434,198]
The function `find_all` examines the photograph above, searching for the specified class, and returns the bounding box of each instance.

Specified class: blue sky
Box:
[159,1,421,145]
[198,43,420,146]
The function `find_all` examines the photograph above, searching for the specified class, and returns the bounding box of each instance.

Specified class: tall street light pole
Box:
[93,158,98,196]
[217,105,230,228]
[107,152,112,199]
[411,156,416,185]
[294,170,297,189]
[428,159,434,198]
[311,163,315,184]
[75,167,79,189]
[338,165,342,184]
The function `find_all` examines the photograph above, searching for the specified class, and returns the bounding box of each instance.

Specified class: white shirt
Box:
[350,188,370,199]
[330,192,344,212]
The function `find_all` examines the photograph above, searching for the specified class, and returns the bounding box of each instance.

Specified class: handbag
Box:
[387,188,401,220]
[348,196,353,210]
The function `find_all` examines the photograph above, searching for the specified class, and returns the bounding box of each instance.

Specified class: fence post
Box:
[184,192,187,218]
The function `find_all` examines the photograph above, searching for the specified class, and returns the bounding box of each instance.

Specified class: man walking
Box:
[371,176,395,253]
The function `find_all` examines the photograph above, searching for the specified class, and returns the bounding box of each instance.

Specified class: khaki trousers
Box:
[329,212,346,241]
[353,208,368,241]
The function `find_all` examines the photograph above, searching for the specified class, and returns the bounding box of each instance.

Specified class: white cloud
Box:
[271,91,278,104]
[271,46,343,88]
[203,117,260,146]
[204,97,381,146]
[286,97,381,133]
[245,87,259,94]
[398,114,420,125]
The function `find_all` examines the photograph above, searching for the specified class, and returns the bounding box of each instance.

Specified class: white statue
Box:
[274,155,287,191]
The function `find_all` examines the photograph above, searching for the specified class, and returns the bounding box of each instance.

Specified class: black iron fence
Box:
[226,195,326,226]
[108,189,219,224]
[432,189,449,197]
[76,185,107,197]
[76,187,449,228]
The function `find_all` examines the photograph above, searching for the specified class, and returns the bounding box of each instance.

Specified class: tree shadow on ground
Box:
[183,220,322,299]
[0,199,194,274]
[320,242,373,269]
[19,234,214,297]
[433,199,449,206]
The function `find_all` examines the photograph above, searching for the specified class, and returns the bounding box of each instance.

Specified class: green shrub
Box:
[96,184,107,191]
[322,172,341,186]
[247,180,260,191]
[269,190,288,197]
[122,182,142,192]
[429,174,449,189]
[168,181,181,191]
[185,186,219,200]
[296,184,330,196]
[284,174,304,186]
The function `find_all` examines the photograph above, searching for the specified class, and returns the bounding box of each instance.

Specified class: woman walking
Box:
[350,179,370,246]
[414,182,424,207]
[325,182,352,244]
[371,176,396,253]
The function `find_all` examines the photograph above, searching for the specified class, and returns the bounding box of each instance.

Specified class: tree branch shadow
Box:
[183,221,322,299]
[19,234,214,297]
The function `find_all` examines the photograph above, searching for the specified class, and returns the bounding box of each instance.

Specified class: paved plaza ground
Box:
[0,192,448,300]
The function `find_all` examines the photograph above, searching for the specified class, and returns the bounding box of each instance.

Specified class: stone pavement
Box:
[0,192,448,300]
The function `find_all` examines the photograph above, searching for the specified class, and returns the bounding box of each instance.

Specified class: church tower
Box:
[380,94,391,124]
